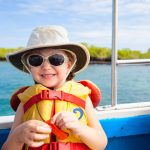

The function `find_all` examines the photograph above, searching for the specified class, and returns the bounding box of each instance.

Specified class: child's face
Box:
[26,49,74,88]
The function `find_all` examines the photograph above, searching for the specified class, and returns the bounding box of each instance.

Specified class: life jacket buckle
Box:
[40,90,62,100]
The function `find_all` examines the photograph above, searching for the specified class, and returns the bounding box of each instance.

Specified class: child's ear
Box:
[67,61,73,69]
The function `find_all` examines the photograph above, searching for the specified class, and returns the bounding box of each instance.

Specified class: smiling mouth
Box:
[41,74,55,79]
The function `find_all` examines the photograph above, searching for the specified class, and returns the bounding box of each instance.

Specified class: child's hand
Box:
[13,120,51,147]
[51,112,84,135]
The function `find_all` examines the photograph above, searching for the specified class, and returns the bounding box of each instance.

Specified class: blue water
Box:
[1,62,150,116]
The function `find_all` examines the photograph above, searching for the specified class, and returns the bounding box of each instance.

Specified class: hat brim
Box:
[6,43,90,74]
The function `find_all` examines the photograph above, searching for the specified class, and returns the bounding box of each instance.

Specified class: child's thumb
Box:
[50,112,60,124]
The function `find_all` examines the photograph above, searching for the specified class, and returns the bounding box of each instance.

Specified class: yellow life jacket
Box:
[18,81,91,146]
[10,80,101,150]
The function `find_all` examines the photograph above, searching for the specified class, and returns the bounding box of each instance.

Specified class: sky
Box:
[0,0,150,52]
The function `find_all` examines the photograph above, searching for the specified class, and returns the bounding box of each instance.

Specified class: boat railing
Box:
[112,59,150,107]
[104,0,150,110]
[117,59,150,65]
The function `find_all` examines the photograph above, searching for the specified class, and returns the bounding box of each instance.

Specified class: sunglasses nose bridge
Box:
[42,57,52,68]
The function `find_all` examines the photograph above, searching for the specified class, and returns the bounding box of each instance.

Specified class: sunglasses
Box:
[26,54,69,67]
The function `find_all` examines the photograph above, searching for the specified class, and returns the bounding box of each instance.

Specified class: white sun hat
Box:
[6,25,90,73]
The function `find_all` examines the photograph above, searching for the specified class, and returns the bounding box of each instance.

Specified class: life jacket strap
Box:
[10,80,101,111]
[24,90,85,112]
[46,120,69,140]
[28,142,90,150]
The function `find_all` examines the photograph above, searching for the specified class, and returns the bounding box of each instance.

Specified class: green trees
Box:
[82,43,111,61]
[82,43,150,61]
[0,47,22,60]
[1,45,150,61]
[118,48,141,59]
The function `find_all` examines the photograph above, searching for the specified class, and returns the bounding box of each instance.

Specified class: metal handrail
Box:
[117,59,150,64]
[111,0,150,107]
[111,0,118,106]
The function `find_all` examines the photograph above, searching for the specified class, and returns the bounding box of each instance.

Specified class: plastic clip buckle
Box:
[40,90,62,100]
[40,90,50,99]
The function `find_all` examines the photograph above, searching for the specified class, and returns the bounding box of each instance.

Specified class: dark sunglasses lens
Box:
[49,54,65,66]
[28,55,43,67]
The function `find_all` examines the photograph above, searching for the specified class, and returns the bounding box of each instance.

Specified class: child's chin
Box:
[42,82,55,89]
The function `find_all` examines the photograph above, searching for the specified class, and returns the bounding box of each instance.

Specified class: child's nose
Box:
[42,59,52,69]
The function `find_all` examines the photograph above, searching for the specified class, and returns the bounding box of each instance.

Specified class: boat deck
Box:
[1,104,150,150]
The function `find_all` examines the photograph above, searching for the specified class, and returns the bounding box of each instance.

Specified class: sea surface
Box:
[0,62,150,116]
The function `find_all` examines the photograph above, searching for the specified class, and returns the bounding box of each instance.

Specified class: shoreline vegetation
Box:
[0,43,150,63]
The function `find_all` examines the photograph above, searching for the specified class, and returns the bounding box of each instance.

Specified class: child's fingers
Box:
[33,125,51,134]
[24,120,52,134]
[60,122,74,130]
[51,112,70,126]
[50,112,61,124]
[26,139,44,148]
[57,117,76,129]
[51,112,78,128]
[30,120,50,128]
[29,132,49,141]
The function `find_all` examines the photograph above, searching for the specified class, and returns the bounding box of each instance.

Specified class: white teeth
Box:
[43,74,52,77]
[42,74,55,78]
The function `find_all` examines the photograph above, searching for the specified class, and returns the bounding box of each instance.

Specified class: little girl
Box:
[2,25,107,150]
